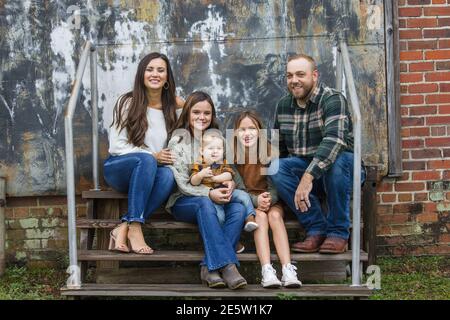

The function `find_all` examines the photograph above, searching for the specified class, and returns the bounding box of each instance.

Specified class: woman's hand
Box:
[153,148,175,165]
[221,180,235,193]
[209,188,232,204]
[257,192,271,212]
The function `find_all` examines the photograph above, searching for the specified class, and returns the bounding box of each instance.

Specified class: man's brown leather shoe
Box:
[292,235,326,253]
[319,237,348,254]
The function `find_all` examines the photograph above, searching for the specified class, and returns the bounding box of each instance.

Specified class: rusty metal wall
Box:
[0,0,387,196]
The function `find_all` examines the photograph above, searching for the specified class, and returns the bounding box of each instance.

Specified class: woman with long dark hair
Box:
[104,52,184,254]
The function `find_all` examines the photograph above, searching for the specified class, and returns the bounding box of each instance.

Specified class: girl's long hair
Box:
[233,110,277,165]
[111,52,178,147]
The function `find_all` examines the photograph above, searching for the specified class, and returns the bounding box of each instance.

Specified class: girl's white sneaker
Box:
[261,264,282,288]
[281,263,302,288]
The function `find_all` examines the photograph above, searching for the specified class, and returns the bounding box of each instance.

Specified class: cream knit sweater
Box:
[165,132,211,212]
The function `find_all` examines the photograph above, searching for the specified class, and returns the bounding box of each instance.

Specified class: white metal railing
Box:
[64,40,99,289]
[336,40,363,287]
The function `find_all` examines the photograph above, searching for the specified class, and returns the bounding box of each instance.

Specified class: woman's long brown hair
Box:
[170,91,220,142]
[111,52,178,147]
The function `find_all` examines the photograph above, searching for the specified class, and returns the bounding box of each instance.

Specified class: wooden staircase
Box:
[60,168,377,299]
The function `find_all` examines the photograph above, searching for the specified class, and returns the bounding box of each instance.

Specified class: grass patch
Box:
[370,255,450,300]
[0,266,66,300]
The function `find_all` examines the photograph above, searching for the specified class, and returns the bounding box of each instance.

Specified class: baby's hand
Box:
[199,167,213,178]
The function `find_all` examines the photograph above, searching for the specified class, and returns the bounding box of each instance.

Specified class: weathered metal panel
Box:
[0,0,387,196]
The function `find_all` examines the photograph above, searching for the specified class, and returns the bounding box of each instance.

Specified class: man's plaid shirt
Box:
[274,82,354,180]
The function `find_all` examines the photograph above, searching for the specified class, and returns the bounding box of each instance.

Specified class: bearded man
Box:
[269,54,366,254]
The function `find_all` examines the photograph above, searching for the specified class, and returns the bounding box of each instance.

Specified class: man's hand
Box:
[257,192,271,212]
[153,148,175,165]
[294,173,314,213]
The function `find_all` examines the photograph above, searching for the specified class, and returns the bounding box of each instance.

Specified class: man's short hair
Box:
[287,54,317,71]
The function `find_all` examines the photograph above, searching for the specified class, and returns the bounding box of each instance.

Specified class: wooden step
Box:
[83,190,126,199]
[82,190,365,209]
[77,218,362,230]
[78,250,368,262]
[60,283,372,298]
[78,218,304,229]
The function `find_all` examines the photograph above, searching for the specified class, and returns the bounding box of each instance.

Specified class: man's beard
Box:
[290,81,315,101]
[292,91,308,100]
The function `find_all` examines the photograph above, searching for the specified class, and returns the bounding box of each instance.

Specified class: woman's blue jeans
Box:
[269,152,366,240]
[103,152,176,224]
[171,196,246,271]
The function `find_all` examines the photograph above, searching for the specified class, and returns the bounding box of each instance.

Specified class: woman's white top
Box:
[108,106,182,156]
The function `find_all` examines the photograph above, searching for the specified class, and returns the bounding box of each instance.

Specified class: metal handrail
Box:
[335,46,343,92]
[90,47,100,191]
[64,40,98,288]
[339,40,363,287]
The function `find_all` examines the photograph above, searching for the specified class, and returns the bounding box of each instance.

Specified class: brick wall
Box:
[376,0,450,255]
[4,196,87,267]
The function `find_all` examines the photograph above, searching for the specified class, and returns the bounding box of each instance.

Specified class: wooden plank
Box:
[362,166,378,266]
[385,0,402,177]
[76,218,362,230]
[79,200,96,249]
[82,190,367,221]
[96,265,202,284]
[82,190,127,199]
[79,250,368,262]
[76,219,306,230]
[60,284,372,297]
[79,199,95,282]
[77,219,198,229]
[95,261,347,284]
[96,199,121,271]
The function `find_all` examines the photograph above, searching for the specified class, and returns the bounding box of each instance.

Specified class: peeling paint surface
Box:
[0,0,387,196]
